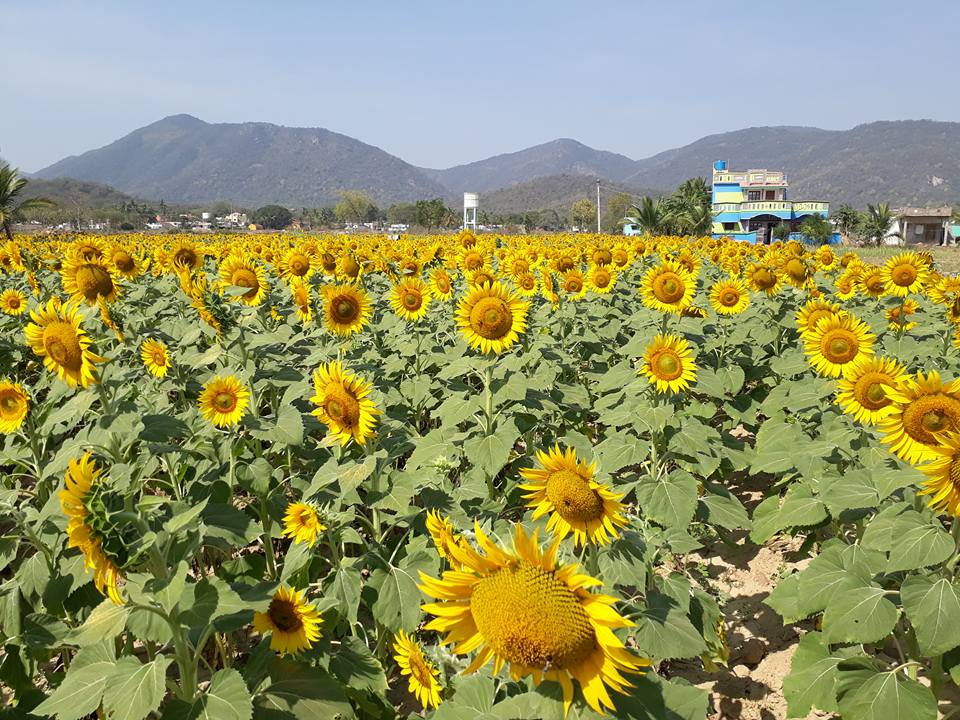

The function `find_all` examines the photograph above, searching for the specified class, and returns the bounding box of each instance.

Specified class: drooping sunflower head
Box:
[289,277,313,323]
[640,333,698,394]
[886,298,919,331]
[880,371,960,464]
[709,279,749,315]
[24,298,104,389]
[321,284,372,336]
[252,586,323,655]
[779,255,811,288]
[881,252,928,297]
[309,360,380,445]
[60,253,121,306]
[640,261,696,314]
[835,355,908,425]
[390,277,432,322]
[795,298,844,334]
[519,445,628,547]
[802,312,875,378]
[455,281,529,354]
[59,453,124,604]
[282,502,326,547]
[561,269,587,300]
[419,522,650,716]
[198,374,250,428]
[109,245,147,279]
[169,239,202,273]
[0,288,27,316]
[0,381,29,434]
[219,254,269,306]
[140,338,171,378]
[393,631,443,710]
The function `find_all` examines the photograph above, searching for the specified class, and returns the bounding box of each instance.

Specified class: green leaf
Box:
[164,668,253,720]
[697,484,751,530]
[66,599,130,646]
[765,573,804,624]
[32,648,115,720]
[749,483,828,544]
[635,469,698,528]
[202,503,258,545]
[269,404,304,446]
[886,519,954,572]
[783,632,840,717]
[370,549,433,633]
[165,500,210,536]
[795,543,874,617]
[837,669,937,720]
[611,674,709,720]
[822,585,898,644]
[900,574,960,656]
[633,593,708,660]
[252,662,354,720]
[103,656,174,720]
[325,559,362,626]
[328,636,387,693]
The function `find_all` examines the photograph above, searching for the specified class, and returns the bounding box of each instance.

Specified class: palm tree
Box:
[673,203,713,236]
[863,202,901,247]
[0,163,55,238]
[628,196,672,235]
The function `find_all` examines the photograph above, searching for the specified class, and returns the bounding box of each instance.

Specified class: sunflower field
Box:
[2,232,960,720]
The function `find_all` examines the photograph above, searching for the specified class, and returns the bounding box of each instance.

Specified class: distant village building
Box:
[891,207,953,245]
[709,161,836,244]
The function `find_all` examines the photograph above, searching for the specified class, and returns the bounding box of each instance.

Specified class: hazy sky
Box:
[3,0,958,172]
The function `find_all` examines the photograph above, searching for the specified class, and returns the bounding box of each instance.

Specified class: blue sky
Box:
[2,0,958,172]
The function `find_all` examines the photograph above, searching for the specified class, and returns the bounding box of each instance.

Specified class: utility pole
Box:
[596,179,601,233]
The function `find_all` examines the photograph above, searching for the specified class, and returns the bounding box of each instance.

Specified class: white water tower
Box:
[463,192,479,230]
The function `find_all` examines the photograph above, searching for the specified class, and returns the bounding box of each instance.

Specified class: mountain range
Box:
[31,115,960,211]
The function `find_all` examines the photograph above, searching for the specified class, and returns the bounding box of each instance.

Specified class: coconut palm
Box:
[0,163,55,239]
[863,202,901,247]
[628,196,672,235]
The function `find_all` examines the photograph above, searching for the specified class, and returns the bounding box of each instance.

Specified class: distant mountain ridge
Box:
[32,116,960,210]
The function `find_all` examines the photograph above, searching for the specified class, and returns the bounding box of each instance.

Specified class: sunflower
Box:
[61,254,121,306]
[456,282,529,354]
[795,299,844,334]
[835,356,909,425]
[0,381,29,434]
[393,631,443,710]
[0,288,27,315]
[880,371,960,464]
[419,522,649,716]
[561,269,587,300]
[279,246,314,280]
[744,262,781,296]
[514,271,539,297]
[426,510,468,566]
[802,313,875,378]
[198,375,250,428]
[918,433,960,515]
[253,586,323,654]
[169,239,202,272]
[390,277,432,322]
[59,453,124,604]
[834,270,858,301]
[640,333,697,394]
[109,246,147,279]
[336,253,363,282]
[857,265,887,298]
[309,361,380,445]
[885,298,918,332]
[587,265,616,295]
[282,502,326,547]
[881,252,928,297]
[429,269,454,301]
[140,338,171,378]
[219,254,269,306]
[321,284,372,336]
[709,279,749,315]
[780,255,811,288]
[24,298,104,388]
[289,277,313,323]
[519,445,628,547]
[640,261,695,314]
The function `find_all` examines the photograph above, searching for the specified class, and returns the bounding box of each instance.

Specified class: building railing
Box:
[713,170,787,186]
[740,201,793,212]
[792,201,829,213]
[711,203,741,213]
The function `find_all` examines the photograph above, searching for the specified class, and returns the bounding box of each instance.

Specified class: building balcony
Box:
[740,201,793,213]
[713,170,787,186]
[792,201,829,214]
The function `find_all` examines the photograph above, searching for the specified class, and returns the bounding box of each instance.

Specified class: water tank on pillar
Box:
[463,192,479,230]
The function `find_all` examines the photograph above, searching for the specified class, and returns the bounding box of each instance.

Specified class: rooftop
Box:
[896,207,953,217]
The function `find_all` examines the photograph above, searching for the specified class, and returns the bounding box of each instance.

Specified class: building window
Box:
[915,224,924,235]
[723,222,735,231]
[747,191,762,201]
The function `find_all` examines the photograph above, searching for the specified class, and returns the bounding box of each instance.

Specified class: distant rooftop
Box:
[897,207,953,217]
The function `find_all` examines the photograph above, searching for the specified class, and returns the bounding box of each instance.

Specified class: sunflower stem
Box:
[481,362,496,498]
[260,496,278,581]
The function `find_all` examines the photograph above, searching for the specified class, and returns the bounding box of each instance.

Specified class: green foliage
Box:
[252,204,294,230]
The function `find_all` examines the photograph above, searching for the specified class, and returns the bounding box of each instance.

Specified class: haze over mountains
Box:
[32,115,960,210]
